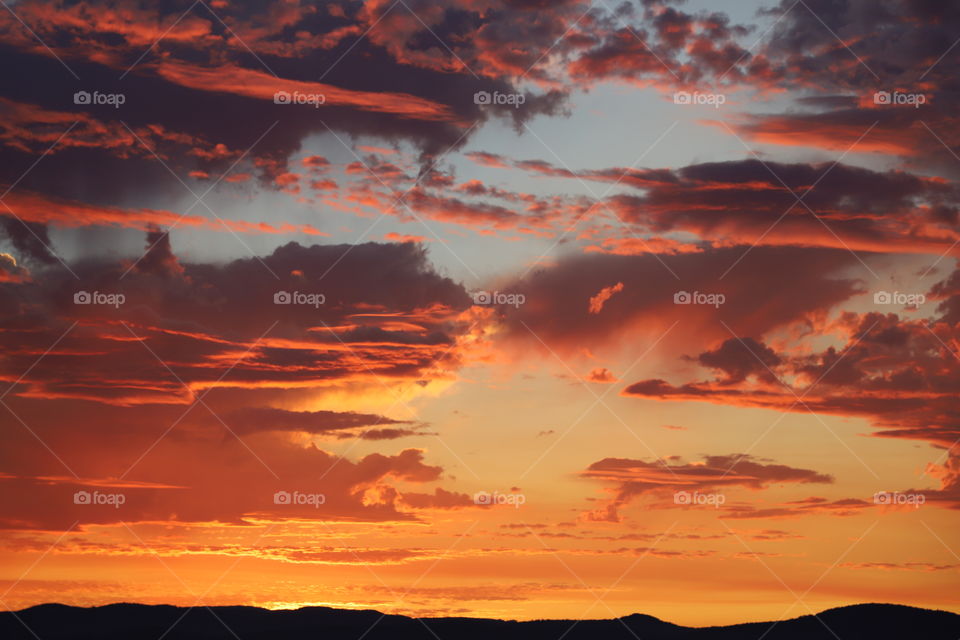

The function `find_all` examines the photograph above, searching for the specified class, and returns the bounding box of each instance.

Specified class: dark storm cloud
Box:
[0,0,571,208]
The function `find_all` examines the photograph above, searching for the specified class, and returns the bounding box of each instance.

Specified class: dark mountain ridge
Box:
[2,602,957,639]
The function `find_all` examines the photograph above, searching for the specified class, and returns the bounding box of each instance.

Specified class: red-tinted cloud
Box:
[494,246,861,354]
[623,302,960,509]
[581,454,833,522]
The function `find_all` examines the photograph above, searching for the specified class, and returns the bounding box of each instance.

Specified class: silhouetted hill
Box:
[1,602,957,639]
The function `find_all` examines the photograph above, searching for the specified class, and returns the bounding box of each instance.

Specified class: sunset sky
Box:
[0,0,958,629]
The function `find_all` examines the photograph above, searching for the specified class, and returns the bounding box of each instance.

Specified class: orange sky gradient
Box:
[0,0,958,628]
